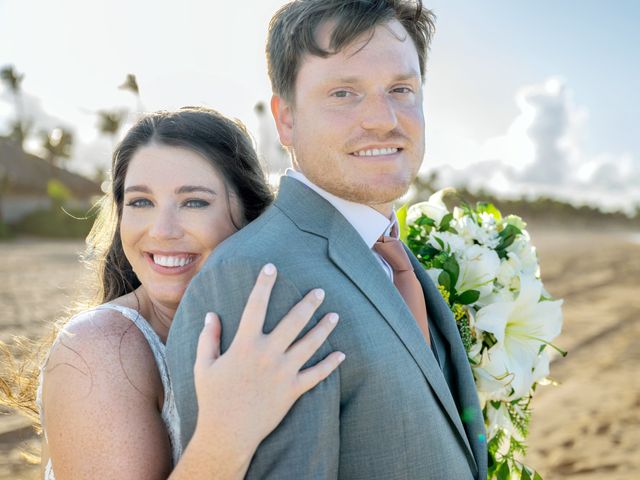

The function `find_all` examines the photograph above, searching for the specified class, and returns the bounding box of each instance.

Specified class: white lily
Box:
[474,348,514,405]
[455,244,501,299]
[474,274,563,399]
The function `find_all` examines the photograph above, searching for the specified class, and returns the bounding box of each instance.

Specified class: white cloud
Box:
[423,77,640,213]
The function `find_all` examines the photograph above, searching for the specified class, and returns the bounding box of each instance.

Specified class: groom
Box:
[168,0,487,478]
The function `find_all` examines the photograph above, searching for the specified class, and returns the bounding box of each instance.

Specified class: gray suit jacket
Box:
[167,176,488,479]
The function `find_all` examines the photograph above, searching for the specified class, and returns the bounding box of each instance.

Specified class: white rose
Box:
[496,254,521,290]
[456,215,501,249]
[428,231,468,254]
[407,188,454,226]
[506,235,538,276]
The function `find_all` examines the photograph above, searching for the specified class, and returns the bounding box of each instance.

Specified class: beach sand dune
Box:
[1,230,638,479]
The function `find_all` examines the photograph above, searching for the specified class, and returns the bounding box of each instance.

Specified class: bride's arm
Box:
[41,309,176,479]
[42,264,343,480]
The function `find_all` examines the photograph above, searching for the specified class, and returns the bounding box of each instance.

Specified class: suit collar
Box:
[285,170,394,248]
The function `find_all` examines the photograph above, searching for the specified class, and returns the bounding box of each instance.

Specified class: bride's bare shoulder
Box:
[42,306,161,402]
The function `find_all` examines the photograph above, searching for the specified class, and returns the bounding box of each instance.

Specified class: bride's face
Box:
[120,144,240,309]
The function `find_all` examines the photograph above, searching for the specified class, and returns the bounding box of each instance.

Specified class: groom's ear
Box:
[271,95,294,147]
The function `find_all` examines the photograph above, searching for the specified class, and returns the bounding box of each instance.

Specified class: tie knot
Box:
[374,236,413,273]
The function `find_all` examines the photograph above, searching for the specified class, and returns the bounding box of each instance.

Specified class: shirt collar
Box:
[286,169,397,248]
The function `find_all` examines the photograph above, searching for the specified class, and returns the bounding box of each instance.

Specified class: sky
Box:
[1,0,639,212]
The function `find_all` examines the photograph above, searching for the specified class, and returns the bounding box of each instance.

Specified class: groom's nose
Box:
[360,92,398,132]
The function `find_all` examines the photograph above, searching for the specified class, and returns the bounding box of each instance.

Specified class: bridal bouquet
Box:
[399,188,565,480]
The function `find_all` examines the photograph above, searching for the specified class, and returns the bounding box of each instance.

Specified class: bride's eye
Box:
[183,199,210,208]
[126,198,153,208]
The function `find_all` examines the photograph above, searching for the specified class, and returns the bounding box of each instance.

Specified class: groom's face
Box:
[273,19,425,212]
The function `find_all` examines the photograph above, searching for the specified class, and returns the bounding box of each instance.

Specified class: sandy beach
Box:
[1,229,639,479]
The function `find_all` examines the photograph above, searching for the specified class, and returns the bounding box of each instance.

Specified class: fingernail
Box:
[205,312,214,325]
[337,352,346,362]
[328,313,339,324]
[314,289,325,301]
[263,263,276,276]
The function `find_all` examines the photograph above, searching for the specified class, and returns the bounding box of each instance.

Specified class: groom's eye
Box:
[331,90,352,98]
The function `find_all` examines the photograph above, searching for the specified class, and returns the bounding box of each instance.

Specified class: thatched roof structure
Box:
[0,138,101,198]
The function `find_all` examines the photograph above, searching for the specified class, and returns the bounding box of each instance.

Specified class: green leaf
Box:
[396,204,408,242]
[456,289,480,305]
[438,270,451,291]
[533,472,543,480]
[439,212,454,231]
[521,467,532,480]
[477,201,502,221]
[442,256,460,287]
[417,216,435,227]
[496,461,511,480]
[434,236,445,250]
[497,224,522,252]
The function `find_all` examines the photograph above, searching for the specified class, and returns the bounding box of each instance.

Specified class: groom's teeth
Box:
[354,147,399,157]
[153,255,194,267]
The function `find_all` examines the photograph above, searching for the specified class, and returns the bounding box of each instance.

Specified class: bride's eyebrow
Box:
[123,185,217,195]
[124,185,151,194]
[176,186,217,195]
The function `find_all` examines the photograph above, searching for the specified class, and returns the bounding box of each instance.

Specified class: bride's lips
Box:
[144,252,200,275]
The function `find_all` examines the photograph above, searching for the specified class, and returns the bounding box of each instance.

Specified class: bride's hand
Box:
[192,263,344,456]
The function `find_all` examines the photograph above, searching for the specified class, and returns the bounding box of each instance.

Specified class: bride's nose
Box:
[148,205,184,240]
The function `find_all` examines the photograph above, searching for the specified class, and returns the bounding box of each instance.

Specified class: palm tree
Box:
[96,109,126,149]
[1,65,27,148]
[118,73,144,115]
[41,127,74,168]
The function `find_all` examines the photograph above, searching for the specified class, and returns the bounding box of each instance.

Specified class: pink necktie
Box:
[374,232,431,346]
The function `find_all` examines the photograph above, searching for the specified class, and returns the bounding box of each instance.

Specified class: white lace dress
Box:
[36,304,182,479]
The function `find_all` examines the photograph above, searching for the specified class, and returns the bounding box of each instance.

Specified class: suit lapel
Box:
[325,220,477,469]
[275,177,479,475]
[409,248,484,475]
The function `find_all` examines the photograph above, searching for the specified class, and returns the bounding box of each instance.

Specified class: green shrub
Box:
[12,207,96,238]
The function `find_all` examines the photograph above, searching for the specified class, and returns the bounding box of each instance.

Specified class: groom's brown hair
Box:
[266,0,436,103]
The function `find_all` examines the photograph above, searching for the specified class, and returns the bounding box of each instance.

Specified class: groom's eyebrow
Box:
[330,70,421,85]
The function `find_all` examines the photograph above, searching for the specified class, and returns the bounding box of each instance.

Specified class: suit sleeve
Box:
[166,257,340,479]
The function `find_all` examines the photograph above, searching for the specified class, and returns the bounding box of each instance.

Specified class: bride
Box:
[31,107,344,479]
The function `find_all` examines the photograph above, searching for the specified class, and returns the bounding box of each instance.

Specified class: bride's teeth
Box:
[153,255,193,267]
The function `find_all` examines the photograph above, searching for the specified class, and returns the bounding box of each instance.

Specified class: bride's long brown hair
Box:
[0,106,273,431]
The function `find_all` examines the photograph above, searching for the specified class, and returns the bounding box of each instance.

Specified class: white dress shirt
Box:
[286,169,398,279]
